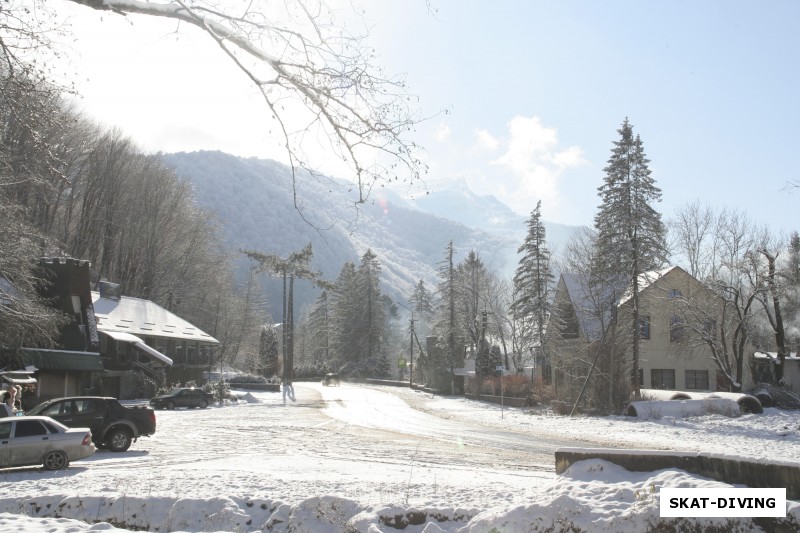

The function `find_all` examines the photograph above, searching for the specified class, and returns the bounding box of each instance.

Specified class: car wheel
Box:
[167,401,176,410]
[43,450,69,470]
[106,428,133,452]
[200,400,208,409]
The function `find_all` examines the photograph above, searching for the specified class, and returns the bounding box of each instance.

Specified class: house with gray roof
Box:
[546,266,750,411]
[92,282,219,396]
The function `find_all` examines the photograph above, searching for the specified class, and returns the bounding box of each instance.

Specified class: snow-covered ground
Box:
[0,382,797,532]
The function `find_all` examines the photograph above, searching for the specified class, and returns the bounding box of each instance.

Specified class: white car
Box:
[0,416,95,470]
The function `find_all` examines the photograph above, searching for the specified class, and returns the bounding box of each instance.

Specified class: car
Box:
[0,415,95,470]
[149,388,214,410]
[26,397,156,452]
[321,373,340,386]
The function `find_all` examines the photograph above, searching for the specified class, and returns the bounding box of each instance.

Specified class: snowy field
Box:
[0,382,797,532]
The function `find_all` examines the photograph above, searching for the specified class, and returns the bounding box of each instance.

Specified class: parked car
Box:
[26,397,156,452]
[322,373,340,386]
[149,388,214,410]
[0,415,95,470]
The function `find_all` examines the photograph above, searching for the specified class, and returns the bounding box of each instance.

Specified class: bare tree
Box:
[669,206,768,390]
[64,0,426,210]
[669,201,716,280]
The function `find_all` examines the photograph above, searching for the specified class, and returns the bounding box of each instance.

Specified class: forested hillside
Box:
[162,151,525,317]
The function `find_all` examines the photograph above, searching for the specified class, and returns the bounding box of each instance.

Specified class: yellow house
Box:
[547,266,753,408]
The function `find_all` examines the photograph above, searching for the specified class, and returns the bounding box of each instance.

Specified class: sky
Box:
[51,1,800,234]
[0,383,797,531]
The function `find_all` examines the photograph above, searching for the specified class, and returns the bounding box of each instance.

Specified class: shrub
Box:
[226,373,268,384]
[338,356,391,380]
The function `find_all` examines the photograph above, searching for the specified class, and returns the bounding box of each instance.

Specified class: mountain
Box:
[162,151,583,318]
[403,177,583,258]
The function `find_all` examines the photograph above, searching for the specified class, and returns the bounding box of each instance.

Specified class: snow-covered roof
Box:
[91,291,219,344]
[754,351,800,362]
[617,266,679,307]
[561,273,624,342]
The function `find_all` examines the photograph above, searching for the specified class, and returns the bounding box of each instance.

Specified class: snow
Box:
[0,382,797,532]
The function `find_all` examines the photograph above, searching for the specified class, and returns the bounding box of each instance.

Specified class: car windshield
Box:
[26,402,52,416]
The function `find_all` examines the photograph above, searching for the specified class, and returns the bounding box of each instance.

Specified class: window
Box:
[559,303,579,340]
[175,341,185,364]
[638,316,651,339]
[685,370,709,390]
[187,343,197,364]
[41,421,60,433]
[703,319,717,338]
[668,289,683,299]
[74,399,98,414]
[670,316,685,343]
[651,369,675,390]
[14,420,48,437]
[0,422,11,439]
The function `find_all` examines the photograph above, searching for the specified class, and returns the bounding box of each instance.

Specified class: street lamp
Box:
[395,301,415,388]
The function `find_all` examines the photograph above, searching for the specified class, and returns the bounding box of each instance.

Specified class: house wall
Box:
[619,268,753,392]
[33,371,87,404]
[546,276,593,394]
[549,267,756,401]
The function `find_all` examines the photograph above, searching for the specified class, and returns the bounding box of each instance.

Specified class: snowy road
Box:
[4,382,572,511]
[1,382,798,532]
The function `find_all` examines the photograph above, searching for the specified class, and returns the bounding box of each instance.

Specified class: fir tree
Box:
[409,279,434,339]
[430,241,461,392]
[331,261,359,364]
[512,200,554,362]
[357,249,386,363]
[594,118,667,397]
[306,290,331,366]
[258,326,280,378]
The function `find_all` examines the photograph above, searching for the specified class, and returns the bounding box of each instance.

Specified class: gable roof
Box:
[617,266,681,307]
[560,273,626,342]
[558,266,693,342]
[91,291,219,344]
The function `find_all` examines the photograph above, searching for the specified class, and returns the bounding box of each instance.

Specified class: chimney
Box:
[98,280,122,300]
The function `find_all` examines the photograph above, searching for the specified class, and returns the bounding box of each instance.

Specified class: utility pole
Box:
[409,312,415,387]
[396,300,415,388]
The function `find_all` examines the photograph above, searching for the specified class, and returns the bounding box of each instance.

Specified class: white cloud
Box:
[473,128,500,151]
[436,122,452,141]
[488,115,585,214]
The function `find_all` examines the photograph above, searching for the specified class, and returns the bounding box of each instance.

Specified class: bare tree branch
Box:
[64,0,427,212]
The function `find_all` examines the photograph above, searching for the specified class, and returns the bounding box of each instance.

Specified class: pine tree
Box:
[594,118,667,397]
[331,261,359,364]
[356,249,386,363]
[430,241,461,392]
[306,290,331,366]
[243,243,326,383]
[409,279,434,339]
[258,326,280,377]
[512,200,554,362]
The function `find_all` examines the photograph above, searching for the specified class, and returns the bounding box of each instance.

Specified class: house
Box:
[547,266,753,407]
[10,257,105,408]
[92,282,219,396]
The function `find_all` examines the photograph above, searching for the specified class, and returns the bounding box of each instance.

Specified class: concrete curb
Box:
[555,447,800,500]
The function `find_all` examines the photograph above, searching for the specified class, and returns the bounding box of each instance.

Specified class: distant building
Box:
[92,282,219,395]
